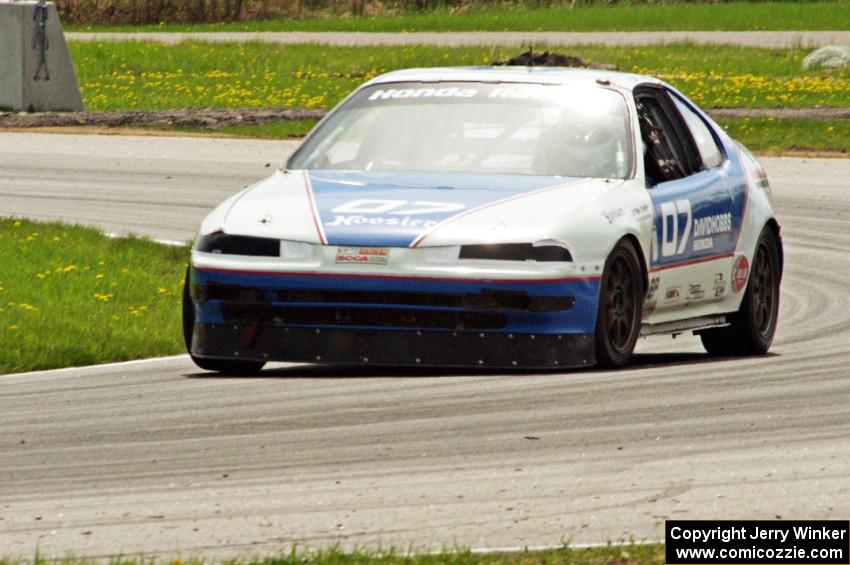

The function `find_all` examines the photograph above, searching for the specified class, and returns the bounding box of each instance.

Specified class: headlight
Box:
[423,246,461,264]
[195,232,280,257]
[459,241,572,262]
[195,233,316,261]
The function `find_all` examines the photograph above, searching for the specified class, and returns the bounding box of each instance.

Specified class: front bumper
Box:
[188,266,600,369]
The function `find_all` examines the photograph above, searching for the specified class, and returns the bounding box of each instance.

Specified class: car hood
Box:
[220,170,616,247]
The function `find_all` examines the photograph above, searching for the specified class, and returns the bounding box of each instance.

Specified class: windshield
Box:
[288,81,633,179]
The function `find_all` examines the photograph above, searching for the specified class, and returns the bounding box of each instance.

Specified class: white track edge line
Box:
[470,539,664,554]
[1,354,189,379]
[104,231,188,247]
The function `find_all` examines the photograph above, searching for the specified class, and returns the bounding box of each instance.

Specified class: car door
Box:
[636,86,742,322]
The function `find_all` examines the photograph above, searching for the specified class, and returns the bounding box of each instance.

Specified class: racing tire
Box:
[182,268,266,374]
[700,227,781,356]
[595,239,643,369]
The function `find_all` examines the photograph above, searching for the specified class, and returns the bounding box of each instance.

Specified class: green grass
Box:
[0,219,188,374]
[113,120,319,139]
[1,543,665,565]
[218,119,318,138]
[717,118,850,153]
[69,41,850,112]
[68,2,850,32]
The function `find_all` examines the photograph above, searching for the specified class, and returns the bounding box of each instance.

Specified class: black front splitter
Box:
[191,323,596,369]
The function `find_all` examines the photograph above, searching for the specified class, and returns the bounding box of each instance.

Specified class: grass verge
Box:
[0,219,187,375]
[1,543,665,565]
[716,118,850,153]
[217,119,317,138]
[68,2,850,32]
[87,120,315,139]
[69,41,850,112]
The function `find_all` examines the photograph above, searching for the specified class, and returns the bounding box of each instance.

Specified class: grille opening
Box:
[194,284,574,313]
[220,304,508,330]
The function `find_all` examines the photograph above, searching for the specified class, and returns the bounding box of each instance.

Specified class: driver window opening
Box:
[635,89,702,187]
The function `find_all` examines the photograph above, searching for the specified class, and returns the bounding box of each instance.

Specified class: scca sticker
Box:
[732,255,749,293]
[335,247,390,265]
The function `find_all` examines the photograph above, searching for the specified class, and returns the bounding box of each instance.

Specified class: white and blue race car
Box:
[183,67,782,372]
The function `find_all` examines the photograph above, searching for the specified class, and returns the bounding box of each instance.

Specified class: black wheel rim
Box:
[751,240,777,337]
[604,254,639,352]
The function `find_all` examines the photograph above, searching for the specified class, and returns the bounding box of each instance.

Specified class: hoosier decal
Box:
[308,171,581,247]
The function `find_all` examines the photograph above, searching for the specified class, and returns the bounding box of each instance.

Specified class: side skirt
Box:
[640,315,728,337]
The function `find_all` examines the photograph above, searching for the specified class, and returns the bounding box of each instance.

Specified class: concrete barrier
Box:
[0,0,83,111]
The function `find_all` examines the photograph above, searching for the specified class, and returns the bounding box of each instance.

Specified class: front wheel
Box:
[700,227,781,356]
[595,239,643,369]
[182,268,266,374]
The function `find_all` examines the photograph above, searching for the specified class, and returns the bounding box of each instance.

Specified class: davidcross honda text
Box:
[184,67,782,372]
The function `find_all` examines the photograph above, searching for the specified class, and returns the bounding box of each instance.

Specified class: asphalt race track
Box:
[1,133,849,558]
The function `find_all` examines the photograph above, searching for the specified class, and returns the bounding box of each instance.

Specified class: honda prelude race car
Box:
[184,67,782,372]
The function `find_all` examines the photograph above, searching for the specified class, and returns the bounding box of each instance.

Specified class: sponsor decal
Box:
[691,212,732,251]
[487,87,555,100]
[732,255,749,293]
[369,87,478,101]
[664,287,681,303]
[693,237,714,251]
[647,276,660,300]
[693,212,732,237]
[643,277,661,316]
[327,215,438,228]
[601,208,625,224]
[686,283,705,302]
[631,203,652,223]
[331,199,465,216]
[367,85,559,103]
[713,273,726,297]
[326,199,464,229]
[335,247,390,265]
